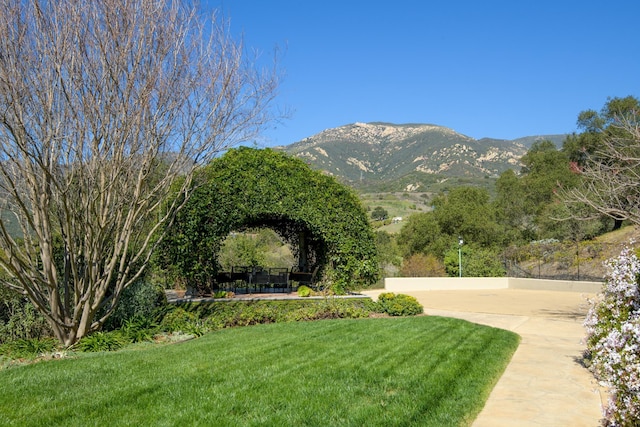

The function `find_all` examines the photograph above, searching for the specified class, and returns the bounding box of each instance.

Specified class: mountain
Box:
[279,122,566,191]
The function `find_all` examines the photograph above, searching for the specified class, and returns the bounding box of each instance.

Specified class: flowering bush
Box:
[584,246,640,426]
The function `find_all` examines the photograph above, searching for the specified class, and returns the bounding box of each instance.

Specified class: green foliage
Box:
[519,141,578,213]
[564,96,640,166]
[0,287,51,343]
[395,186,512,275]
[397,212,449,257]
[0,337,58,359]
[213,290,234,299]
[397,186,505,269]
[75,331,128,352]
[160,147,379,293]
[492,140,584,243]
[296,285,313,297]
[444,245,506,277]
[370,206,388,221]
[102,281,167,331]
[218,233,266,268]
[202,303,280,328]
[374,230,402,277]
[171,298,377,332]
[400,253,446,277]
[561,96,640,230]
[536,202,609,241]
[120,315,159,343]
[217,229,294,271]
[493,169,534,243]
[432,186,503,248]
[283,299,373,321]
[377,293,424,316]
[160,307,202,335]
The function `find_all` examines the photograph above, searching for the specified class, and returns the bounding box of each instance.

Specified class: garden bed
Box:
[165,289,372,303]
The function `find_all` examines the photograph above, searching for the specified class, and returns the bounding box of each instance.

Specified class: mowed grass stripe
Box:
[0,316,519,427]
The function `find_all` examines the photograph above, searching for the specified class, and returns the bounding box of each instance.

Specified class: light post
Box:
[458,236,464,278]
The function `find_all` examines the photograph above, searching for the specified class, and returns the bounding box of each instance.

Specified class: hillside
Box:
[510,225,640,282]
[280,122,566,192]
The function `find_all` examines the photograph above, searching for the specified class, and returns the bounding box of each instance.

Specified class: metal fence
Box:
[502,241,628,283]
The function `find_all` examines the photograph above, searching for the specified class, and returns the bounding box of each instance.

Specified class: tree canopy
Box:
[395,186,508,277]
[490,139,597,242]
[519,140,579,212]
[562,96,640,228]
[564,96,640,166]
[161,148,379,293]
[371,207,389,221]
[431,186,502,248]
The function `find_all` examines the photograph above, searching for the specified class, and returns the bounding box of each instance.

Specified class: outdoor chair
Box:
[269,268,290,292]
[231,266,252,293]
[215,271,233,291]
[253,268,271,293]
[288,266,319,288]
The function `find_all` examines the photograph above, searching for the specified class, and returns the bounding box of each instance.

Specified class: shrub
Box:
[120,315,159,343]
[297,285,313,297]
[102,281,167,331]
[444,246,506,277]
[0,337,58,359]
[0,287,51,343]
[160,307,203,336]
[176,299,377,329]
[400,253,446,277]
[213,291,234,299]
[285,299,372,321]
[584,246,640,426]
[377,293,424,316]
[371,206,388,221]
[76,331,128,352]
[160,147,380,294]
[320,299,372,319]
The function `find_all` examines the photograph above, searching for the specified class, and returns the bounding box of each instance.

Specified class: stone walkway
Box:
[361,289,607,427]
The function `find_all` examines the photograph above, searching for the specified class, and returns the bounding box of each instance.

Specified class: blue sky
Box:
[210,1,640,147]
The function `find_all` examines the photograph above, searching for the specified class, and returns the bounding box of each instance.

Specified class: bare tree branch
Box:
[0,0,280,345]
[562,113,640,226]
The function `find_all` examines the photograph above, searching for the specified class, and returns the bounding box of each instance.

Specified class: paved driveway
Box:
[362,289,606,427]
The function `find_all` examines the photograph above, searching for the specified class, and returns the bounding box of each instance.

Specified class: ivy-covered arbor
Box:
[161,147,378,293]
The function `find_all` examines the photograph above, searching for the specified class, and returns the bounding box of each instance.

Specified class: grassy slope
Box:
[361,192,431,216]
[578,225,640,278]
[360,192,431,234]
[518,225,640,280]
[0,317,519,427]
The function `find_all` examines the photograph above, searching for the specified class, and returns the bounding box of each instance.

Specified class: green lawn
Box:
[0,316,519,426]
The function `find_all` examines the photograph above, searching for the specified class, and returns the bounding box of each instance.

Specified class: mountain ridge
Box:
[278,122,566,191]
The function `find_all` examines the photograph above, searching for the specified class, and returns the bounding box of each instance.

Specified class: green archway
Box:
[161,147,378,293]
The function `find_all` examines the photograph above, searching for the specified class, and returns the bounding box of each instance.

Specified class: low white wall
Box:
[385,277,509,292]
[507,277,602,293]
[384,276,603,293]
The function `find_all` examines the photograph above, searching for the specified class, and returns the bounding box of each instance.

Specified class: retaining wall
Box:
[384,277,602,294]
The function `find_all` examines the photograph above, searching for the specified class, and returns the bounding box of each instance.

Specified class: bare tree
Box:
[0,0,280,346]
[563,115,640,226]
